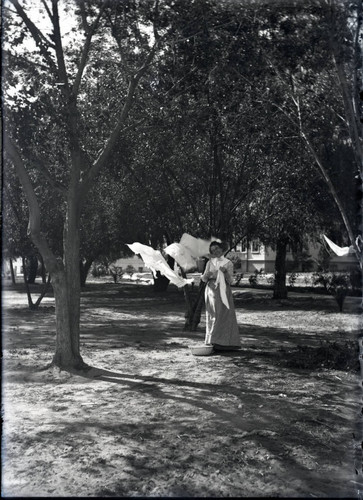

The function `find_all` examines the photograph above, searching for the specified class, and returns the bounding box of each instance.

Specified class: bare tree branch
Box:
[106,8,132,78]
[40,0,53,22]
[51,0,70,94]
[76,0,89,33]
[72,5,106,98]
[80,41,160,197]
[133,42,159,80]
[332,52,363,176]
[162,163,206,233]
[10,0,58,73]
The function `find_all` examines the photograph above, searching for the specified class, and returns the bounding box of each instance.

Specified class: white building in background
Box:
[112,255,148,273]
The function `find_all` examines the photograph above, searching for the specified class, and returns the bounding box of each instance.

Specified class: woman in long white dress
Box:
[200,241,240,350]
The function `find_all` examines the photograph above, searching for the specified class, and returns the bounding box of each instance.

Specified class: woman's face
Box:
[210,245,223,258]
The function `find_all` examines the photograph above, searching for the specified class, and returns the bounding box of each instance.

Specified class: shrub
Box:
[303,275,312,286]
[109,265,123,283]
[249,274,258,286]
[312,271,331,292]
[91,263,108,277]
[266,274,275,285]
[233,273,244,286]
[288,272,299,287]
[126,265,135,277]
[312,272,351,312]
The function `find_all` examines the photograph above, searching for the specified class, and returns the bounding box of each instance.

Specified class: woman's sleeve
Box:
[200,261,210,282]
[224,260,234,284]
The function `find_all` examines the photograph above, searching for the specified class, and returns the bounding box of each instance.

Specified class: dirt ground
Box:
[2,279,363,498]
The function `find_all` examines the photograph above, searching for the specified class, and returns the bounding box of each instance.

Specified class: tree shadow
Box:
[57,363,359,497]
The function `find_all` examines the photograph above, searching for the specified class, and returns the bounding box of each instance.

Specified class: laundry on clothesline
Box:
[179,233,221,258]
[322,235,355,257]
[163,243,196,272]
[126,242,194,288]
[164,233,221,271]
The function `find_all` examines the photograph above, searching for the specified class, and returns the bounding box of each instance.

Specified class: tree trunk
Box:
[26,254,38,284]
[191,286,205,330]
[153,254,174,292]
[49,246,85,369]
[51,269,84,369]
[22,255,35,309]
[80,258,93,287]
[33,274,52,309]
[184,281,206,331]
[153,271,170,292]
[21,256,52,310]
[246,238,251,272]
[273,236,288,300]
[183,260,207,331]
[58,192,84,368]
[39,254,47,283]
[334,291,346,313]
[49,188,84,368]
[183,283,194,330]
[9,258,16,284]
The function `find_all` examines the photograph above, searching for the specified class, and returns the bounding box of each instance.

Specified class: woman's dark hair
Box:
[209,241,223,252]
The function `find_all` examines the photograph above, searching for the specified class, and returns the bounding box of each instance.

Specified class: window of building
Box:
[252,240,260,253]
[240,239,247,253]
[138,267,143,272]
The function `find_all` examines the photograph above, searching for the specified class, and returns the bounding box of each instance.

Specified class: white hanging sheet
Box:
[127,242,194,288]
[164,243,197,271]
[323,235,353,257]
[179,233,220,258]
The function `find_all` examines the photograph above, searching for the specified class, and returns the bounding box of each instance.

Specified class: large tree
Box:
[3,0,162,369]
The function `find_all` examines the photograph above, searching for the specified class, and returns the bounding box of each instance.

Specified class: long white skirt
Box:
[204,279,240,347]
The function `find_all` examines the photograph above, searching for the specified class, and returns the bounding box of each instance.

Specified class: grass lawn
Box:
[2,280,362,497]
